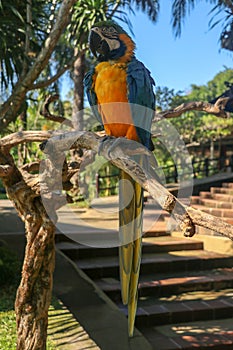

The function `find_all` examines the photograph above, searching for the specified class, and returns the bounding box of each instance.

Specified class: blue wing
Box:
[83,67,103,125]
[127,58,155,150]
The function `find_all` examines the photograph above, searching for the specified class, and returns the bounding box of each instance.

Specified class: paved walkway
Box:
[0,197,172,236]
[0,199,25,233]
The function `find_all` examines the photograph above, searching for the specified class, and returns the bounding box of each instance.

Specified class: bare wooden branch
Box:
[0,131,53,149]
[31,55,78,90]
[21,161,40,173]
[155,100,231,121]
[40,94,73,127]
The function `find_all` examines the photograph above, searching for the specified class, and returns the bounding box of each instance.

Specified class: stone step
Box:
[55,223,170,245]
[96,268,233,302]
[190,195,200,205]
[75,250,233,279]
[56,236,204,260]
[199,191,212,199]
[212,192,233,202]
[192,204,233,218]
[199,198,233,209]
[133,289,233,328]
[222,182,233,188]
[211,187,233,195]
[140,318,233,350]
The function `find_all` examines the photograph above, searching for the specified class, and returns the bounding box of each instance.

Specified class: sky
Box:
[119,1,233,93]
[61,1,233,99]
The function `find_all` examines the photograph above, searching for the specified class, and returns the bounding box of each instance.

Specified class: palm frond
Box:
[171,0,197,37]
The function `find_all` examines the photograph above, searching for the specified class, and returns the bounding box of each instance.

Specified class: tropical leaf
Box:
[171,0,233,53]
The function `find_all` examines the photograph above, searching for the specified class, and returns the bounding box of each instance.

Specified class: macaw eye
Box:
[108,27,116,33]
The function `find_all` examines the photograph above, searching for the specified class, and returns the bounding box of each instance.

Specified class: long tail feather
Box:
[119,169,143,337]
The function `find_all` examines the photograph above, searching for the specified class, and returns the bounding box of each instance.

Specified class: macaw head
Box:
[89,21,135,62]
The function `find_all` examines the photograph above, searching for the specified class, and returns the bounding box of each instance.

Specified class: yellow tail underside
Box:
[119,170,143,337]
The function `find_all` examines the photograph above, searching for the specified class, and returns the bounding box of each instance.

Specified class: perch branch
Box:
[155,99,231,121]
[41,131,233,240]
[31,54,78,90]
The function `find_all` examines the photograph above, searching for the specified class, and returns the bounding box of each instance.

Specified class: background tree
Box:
[170,69,233,151]
[152,69,233,180]
[171,0,233,52]
[0,0,77,130]
[0,0,160,132]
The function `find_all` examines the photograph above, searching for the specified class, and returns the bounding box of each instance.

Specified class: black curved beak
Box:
[89,30,102,58]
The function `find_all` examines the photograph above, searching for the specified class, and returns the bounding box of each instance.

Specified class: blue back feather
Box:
[84,58,155,150]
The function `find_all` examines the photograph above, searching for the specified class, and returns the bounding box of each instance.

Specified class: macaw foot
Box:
[98,135,117,157]
[98,135,151,160]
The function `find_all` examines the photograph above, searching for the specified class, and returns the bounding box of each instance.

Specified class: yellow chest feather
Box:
[92,62,138,141]
[93,62,128,103]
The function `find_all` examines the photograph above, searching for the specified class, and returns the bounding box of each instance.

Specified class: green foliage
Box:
[171,68,233,144]
[0,0,60,93]
[98,162,119,196]
[152,69,233,177]
[155,86,184,110]
[1,0,160,130]
[171,0,233,52]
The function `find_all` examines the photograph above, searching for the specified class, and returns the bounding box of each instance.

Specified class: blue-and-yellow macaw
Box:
[84,20,155,337]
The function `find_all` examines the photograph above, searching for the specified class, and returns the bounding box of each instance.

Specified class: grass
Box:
[68,199,90,209]
[0,284,57,350]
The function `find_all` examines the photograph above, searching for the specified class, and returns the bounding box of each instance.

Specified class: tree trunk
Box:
[72,49,85,130]
[70,49,86,199]
[0,149,56,350]
[15,206,55,350]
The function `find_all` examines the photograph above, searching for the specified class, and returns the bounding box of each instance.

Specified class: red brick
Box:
[213,193,233,202]
[199,191,212,199]
[222,209,233,218]
[217,202,233,209]
[200,198,218,208]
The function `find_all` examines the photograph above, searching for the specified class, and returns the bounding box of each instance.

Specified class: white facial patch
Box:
[105,38,120,51]
[92,27,120,52]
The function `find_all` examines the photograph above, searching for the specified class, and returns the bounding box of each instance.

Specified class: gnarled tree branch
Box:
[0,131,53,148]
[41,130,233,240]
[155,99,231,121]
[40,94,73,127]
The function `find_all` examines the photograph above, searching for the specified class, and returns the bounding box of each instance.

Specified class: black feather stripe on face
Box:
[89,26,126,61]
